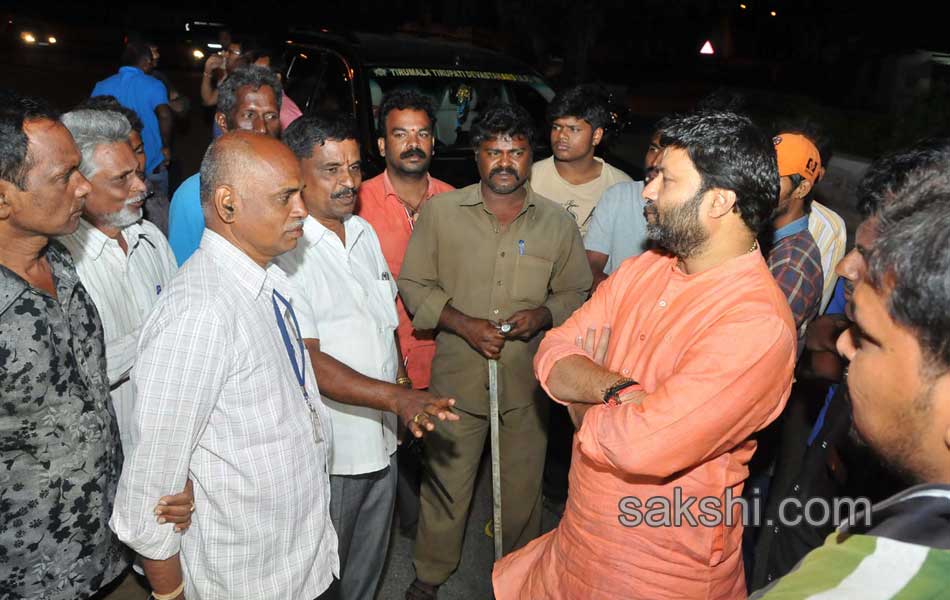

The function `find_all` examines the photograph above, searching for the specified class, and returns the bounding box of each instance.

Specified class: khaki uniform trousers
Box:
[412,389,549,585]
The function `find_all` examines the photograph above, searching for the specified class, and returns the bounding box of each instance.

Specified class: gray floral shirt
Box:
[0,241,126,600]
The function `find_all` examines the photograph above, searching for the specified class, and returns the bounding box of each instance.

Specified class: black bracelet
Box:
[603,377,638,405]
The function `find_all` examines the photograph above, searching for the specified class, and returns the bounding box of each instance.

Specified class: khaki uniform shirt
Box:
[398,183,592,414]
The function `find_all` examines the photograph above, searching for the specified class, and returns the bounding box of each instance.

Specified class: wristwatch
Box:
[603,377,638,406]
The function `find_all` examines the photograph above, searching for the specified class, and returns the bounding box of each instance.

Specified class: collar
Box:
[0,241,81,316]
[458,182,538,211]
[382,170,440,204]
[840,483,950,548]
[118,66,145,75]
[773,215,810,244]
[551,156,606,186]
[301,214,366,254]
[201,229,290,300]
[66,219,149,261]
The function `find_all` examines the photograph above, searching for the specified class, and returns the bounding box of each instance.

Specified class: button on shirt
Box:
[111,229,338,600]
[59,218,177,455]
[277,215,399,476]
[397,183,592,414]
[0,242,126,600]
[357,170,455,389]
[92,66,169,174]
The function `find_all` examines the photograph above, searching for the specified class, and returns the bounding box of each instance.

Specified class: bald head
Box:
[199,131,306,266]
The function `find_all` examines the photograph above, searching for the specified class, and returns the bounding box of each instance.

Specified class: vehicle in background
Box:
[283,30,603,187]
[4,15,60,50]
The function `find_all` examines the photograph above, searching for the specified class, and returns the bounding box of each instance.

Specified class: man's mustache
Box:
[331,187,358,200]
[489,167,519,178]
[400,147,427,160]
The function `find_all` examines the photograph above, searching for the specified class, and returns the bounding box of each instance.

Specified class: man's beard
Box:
[848,380,935,487]
[103,194,146,230]
[644,190,708,259]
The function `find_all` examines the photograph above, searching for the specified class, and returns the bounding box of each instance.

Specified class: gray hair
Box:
[60,109,132,178]
[217,65,283,124]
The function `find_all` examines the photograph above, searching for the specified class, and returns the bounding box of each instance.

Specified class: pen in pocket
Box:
[518,240,525,256]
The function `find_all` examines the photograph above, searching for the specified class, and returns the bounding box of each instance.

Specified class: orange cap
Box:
[773,133,822,184]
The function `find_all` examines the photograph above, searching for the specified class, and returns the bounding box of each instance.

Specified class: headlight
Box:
[193,49,205,60]
[48,36,57,44]
[21,32,36,44]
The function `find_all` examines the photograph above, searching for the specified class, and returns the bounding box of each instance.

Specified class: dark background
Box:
[4,0,947,173]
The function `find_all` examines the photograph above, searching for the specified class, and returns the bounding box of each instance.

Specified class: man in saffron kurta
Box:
[493,111,797,599]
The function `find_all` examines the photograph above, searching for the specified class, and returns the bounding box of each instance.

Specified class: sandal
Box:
[405,578,439,600]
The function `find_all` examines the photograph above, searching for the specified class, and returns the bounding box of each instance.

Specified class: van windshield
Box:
[366,67,555,152]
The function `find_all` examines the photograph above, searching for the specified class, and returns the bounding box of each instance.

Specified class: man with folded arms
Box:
[111,131,338,600]
[493,111,797,599]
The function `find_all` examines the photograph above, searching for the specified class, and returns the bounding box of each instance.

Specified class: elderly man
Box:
[75,94,171,235]
[493,111,796,599]
[58,109,177,457]
[0,93,126,600]
[752,171,950,599]
[111,131,338,600]
[398,102,592,598]
[167,64,282,264]
[278,113,457,600]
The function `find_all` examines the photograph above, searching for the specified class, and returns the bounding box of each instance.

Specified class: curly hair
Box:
[470,102,535,149]
[217,65,283,126]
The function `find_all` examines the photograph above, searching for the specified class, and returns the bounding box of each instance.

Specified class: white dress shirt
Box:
[110,229,339,600]
[277,215,399,476]
[59,218,177,454]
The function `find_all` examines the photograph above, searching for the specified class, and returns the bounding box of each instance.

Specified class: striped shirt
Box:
[751,484,950,599]
[808,201,847,313]
[59,218,177,455]
[110,229,339,600]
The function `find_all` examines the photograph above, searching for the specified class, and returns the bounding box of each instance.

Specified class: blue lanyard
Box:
[271,289,309,401]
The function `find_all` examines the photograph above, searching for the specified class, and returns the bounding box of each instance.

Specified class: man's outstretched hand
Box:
[396,389,459,440]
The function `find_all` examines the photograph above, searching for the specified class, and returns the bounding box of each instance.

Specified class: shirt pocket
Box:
[510,254,553,306]
[372,280,400,330]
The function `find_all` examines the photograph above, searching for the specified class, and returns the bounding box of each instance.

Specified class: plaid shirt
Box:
[768,217,823,352]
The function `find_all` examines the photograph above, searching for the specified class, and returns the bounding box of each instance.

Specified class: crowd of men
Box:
[2,33,950,600]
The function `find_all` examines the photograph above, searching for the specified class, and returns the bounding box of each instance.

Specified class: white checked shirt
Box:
[59,218,177,455]
[110,229,339,600]
[277,215,399,476]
